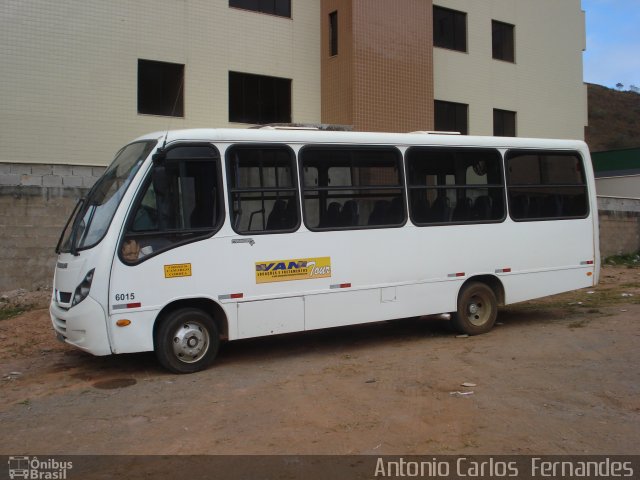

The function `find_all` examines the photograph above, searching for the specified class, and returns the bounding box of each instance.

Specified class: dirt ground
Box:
[1,266,639,455]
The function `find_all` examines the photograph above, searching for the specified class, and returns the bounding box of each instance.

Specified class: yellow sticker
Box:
[164,263,192,278]
[256,257,331,284]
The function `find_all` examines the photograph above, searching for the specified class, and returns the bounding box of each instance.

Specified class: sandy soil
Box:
[0,266,639,455]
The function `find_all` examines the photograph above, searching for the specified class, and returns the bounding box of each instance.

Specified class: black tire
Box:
[155,308,220,374]
[451,282,497,335]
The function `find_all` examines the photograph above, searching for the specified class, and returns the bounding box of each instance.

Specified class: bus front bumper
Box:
[50,296,112,356]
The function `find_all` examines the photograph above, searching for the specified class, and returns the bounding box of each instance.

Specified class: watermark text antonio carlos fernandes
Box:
[374,457,634,478]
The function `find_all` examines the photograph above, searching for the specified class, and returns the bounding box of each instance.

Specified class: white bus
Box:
[51,128,599,373]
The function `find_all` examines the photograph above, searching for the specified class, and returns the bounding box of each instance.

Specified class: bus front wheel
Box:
[451,282,497,335]
[155,308,220,373]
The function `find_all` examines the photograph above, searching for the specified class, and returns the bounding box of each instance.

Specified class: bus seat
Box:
[528,197,542,218]
[368,200,389,225]
[266,199,287,230]
[452,197,472,221]
[283,198,298,229]
[473,195,492,220]
[541,195,563,217]
[325,202,342,227]
[510,194,529,219]
[410,191,430,223]
[387,197,403,224]
[341,200,359,227]
[431,196,450,222]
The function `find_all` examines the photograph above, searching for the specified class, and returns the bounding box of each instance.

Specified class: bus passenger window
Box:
[407,147,505,226]
[226,145,299,234]
[300,146,405,230]
[119,145,223,264]
[506,151,588,221]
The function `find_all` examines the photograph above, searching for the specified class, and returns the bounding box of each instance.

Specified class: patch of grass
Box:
[604,252,640,267]
[0,305,30,321]
[513,282,637,316]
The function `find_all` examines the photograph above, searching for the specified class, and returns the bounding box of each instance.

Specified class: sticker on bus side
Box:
[256,257,331,284]
[164,263,192,278]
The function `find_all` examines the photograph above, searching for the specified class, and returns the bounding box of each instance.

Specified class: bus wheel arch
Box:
[153,298,229,373]
[451,275,504,335]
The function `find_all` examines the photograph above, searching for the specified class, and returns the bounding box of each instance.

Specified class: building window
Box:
[433,6,467,52]
[492,20,515,62]
[329,11,338,56]
[229,71,292,124]
[493,109,517,137]
[300,147,406,230]
[226,146,299,234]
[506,150,589,221]
[434,100,468,135]
[138,59,184,117]
[407,148,505,225]
[229,0,291,18]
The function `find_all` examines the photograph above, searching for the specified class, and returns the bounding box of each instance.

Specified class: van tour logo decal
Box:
[255,257,331,284]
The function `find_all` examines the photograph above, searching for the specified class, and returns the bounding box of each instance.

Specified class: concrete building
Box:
[0,0,588,289]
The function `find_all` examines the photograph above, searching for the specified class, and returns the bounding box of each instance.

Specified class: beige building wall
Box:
[433,0,587,140]
[0,0,321,166]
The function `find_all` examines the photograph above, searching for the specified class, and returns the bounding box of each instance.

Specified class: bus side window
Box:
[120,145,222,264]
[226,145,300,234]
[506,150,588,221]
[300,146,405,230]
[407,147,505,225]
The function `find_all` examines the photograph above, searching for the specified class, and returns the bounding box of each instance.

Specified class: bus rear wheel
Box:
[155,308,220,373]
[451,282,497,335]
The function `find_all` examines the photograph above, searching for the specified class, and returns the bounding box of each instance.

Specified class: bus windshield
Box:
[57,140,157,254]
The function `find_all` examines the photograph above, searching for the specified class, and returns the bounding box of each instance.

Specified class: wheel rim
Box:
[172,321,210,364]
[465,291,492,326]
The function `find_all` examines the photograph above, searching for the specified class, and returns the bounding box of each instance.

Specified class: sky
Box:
[582,0,640,89]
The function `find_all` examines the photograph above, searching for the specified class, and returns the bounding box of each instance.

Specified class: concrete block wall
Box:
[597,197,640,259]
[0,164,104,291]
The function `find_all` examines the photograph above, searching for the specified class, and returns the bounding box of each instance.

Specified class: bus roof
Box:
[133,128,589,152]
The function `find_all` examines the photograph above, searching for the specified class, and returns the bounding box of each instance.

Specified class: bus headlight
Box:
[72,269,95,307]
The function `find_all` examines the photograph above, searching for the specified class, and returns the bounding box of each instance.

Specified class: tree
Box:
[629,85,640,94]
[616,82,624,90]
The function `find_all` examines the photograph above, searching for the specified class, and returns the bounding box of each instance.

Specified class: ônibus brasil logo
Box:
[7,456,72,480]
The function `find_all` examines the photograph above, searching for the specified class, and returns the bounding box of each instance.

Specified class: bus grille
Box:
[57,291,72,303]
